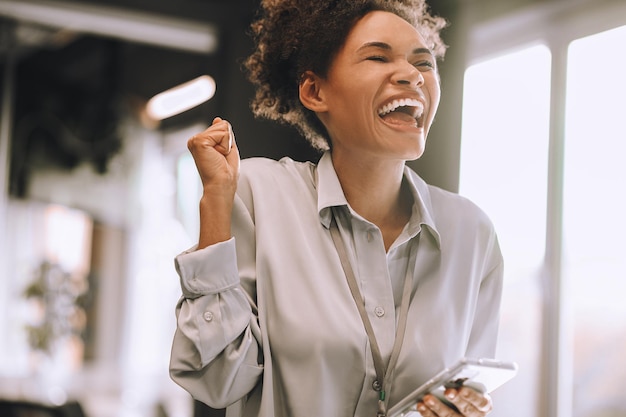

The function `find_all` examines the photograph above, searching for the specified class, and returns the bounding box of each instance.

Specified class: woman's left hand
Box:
[416,387,492,417]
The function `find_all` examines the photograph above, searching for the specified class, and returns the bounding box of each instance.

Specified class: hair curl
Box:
[243,0,448,151]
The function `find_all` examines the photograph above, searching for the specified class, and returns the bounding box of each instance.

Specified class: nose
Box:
[393,62,424,88]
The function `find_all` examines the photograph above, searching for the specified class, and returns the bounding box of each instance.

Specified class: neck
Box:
[331,150,412,248]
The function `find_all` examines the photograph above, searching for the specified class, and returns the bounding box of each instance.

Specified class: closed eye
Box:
[366,55,389,62]
[414,60,435,70]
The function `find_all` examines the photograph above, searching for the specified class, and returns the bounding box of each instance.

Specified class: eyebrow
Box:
[357,41,434,57]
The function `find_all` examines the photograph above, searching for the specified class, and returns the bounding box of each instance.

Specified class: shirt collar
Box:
[316,151,441,247]
[402,165,441,247]
[317,151,348,228]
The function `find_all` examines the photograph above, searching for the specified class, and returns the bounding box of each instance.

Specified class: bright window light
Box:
[44,204,92,274]
[176,152,201,241]
[146,75,216,120]
[460,44,551,276]
[459,44,552,417]
[563,24,626,416]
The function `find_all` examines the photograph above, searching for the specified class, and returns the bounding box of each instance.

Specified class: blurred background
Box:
[0,0,624,416]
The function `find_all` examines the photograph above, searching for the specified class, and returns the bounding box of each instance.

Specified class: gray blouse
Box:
[170,152,504,417]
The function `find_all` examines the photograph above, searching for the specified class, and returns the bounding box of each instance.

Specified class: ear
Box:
[299,71,328,113]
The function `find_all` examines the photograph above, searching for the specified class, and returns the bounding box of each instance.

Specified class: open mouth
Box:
[378,98,424,127]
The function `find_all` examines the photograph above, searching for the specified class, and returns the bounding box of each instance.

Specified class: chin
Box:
[404,150,425,162]
[402,138,426,161]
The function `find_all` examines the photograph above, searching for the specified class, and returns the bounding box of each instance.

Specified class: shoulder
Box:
[236,156,318,204]
[406,169,496,235]
[405,170,502,281]
[239,156,316,187]
[241,156,315,175]
[428,184,500,265]
[431,184,492,227]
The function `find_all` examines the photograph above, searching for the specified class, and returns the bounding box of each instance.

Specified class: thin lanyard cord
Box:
[329,215,416,417]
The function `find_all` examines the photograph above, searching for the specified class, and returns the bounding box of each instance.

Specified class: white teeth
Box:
[378,98,424,118]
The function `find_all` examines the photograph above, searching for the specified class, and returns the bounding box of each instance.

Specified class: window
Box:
[459,3,626,416]
[563,24,626,417]
[459,44,551,417]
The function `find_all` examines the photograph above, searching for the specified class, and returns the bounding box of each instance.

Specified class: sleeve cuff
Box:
[174,237,239,299]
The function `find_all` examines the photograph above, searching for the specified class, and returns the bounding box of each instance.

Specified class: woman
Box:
[170,1,503,416]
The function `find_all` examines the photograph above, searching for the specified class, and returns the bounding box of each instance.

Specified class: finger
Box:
[208,118,240,176]
[417,401,437,417]
[460,388,492,413]
[224,126,240,172]
[445,388,492,416]
[422,394,459,417]
[210,117,234,155]
[187,118,232,156]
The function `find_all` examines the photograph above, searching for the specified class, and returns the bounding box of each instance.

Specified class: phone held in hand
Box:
[387,358,519,417]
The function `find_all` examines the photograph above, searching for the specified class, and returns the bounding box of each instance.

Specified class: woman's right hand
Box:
[187,117,240,248]
[187,117,240,192]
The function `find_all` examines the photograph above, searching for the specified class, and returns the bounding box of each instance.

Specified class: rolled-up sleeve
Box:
[170,237,263,408]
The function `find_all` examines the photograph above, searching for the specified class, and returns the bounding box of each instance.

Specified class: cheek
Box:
[427,81,441,119]
[334,89,373,127]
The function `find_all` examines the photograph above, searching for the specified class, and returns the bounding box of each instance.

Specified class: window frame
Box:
[462,1,626,416]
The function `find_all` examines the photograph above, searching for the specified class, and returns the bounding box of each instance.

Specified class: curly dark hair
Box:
[243,0,448,150]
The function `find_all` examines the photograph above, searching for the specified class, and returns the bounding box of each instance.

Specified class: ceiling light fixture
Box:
[0,0,218,53]
[146,75,216,121]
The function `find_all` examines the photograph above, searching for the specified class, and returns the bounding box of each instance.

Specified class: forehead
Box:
[345,10,428,50]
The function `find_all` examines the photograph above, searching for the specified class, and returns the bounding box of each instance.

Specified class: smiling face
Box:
[303,10,441,162]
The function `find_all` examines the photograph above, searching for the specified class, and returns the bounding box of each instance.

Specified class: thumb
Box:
[211,116,234,155]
